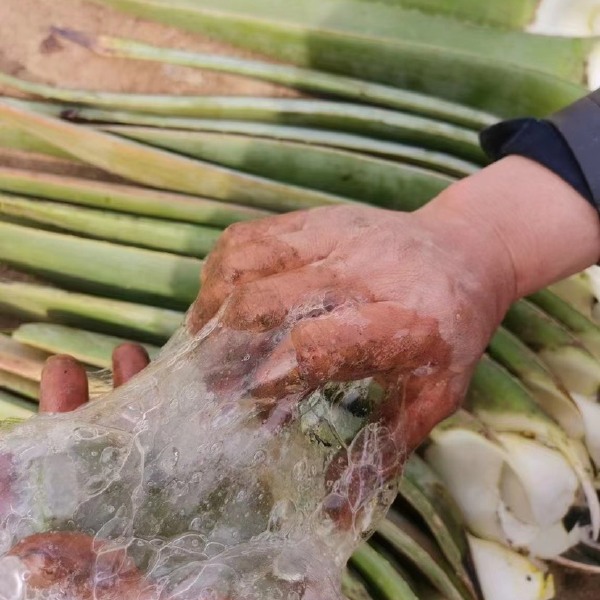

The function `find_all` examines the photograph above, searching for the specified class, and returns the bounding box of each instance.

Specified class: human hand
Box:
[189,203,517,455]
[3,344,151,598]
[39,342,150,413]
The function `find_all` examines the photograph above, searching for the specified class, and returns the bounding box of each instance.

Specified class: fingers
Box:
[191,228,337,331]
[112,343,150,388]
[219,264,352,332]
[253,302,448,395]
[39,355,89,413]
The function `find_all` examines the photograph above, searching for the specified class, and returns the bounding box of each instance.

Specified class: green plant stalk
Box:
[467,354,600,538]
[488,326,583,438]
[109,127,454,209]
[376,517,473,600]
[503,299,600,396]
[103,124,478,178]
[13,323,159,369]
[0,118,479,179]
[4,92,485,164]
[342,569,375,600]
[350,543,419,600]
[69,30,495,129]
[0,123,72,160]
[87,0,579,74]
[529,288,600,361]
[0,282,183,344]
[0,371,39,400]
[0,389,36,419]
[0,193,222,258]
[370,0,539,28]
[549,273,596,320]
[88,0,587,117]
[0,166,270,228]
[0,99,349,211]
[399,455,474,595]
[0,222,201,307]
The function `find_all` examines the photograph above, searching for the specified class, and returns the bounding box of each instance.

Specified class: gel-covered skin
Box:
[0,318,403,599]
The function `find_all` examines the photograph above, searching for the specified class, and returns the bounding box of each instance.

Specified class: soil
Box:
[0,1,598,598]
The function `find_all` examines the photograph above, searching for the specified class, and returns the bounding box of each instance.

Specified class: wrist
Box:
[422,155,600,304]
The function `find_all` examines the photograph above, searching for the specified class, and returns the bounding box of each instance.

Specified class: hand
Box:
[189,203,516,454]
[38,343,150,413]
[4,344,151,598]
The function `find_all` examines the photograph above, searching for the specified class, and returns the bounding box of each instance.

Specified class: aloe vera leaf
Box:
[66,30,495,129]
[467,355,600,539]
[0,333,49,382]
[0,99,348,211]
[369,0,539,29]
[13,323,159,370]
[109,127,454,209]
[87,0,586,117]
[399,455,474,594]
[104,123,477,179]
[3,91,485,164]
[503,299,600,396]
[0,222,201,307]
[0,122,71,159]
[0,371,39,400]
[468,535,555,600]
[377,514,475,600]
[529,288,600,361]
[0,193,222,258]
[0,118,477,180]
[0,282,182,344]
[0,388,37,419]
[342,569,375,600]
[549,273,596,320]
[350,543,419,600]
[0,166,270,228]
[488,326,584,438]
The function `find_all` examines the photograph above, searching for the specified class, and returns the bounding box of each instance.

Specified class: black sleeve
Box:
[480,88,600,212]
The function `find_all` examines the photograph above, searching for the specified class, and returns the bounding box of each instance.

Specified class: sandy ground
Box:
[0,1,598,597]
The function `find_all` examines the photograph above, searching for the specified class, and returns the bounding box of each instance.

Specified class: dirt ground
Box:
[0,1,598,598]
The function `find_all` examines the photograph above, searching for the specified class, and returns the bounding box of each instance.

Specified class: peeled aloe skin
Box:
[0,316,403,598]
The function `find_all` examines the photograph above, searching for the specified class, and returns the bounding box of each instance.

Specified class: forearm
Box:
[422,155,600,304]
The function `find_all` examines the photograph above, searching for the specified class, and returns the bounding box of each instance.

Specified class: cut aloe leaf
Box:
[0,333,49,382]
[3,92,485,164]
[342,569,374,600]
[350,543,419,600]
[375,0,539,29]
[0,221,202,307]
[0,281,183,344]
[467,356,600,541]
[56,29,495,130]
[0,98,348,211]
[426,412,583,558]
[377,514,475,600]
[468,535,555,600]
[0,389,36,419]
[13,323,159,369]
[503,299,600,396]
[529,289,600,361]
[0,370,39,401]
[488,326,584,438]
[549,273,596,321]
[87,0,586,117]
[0,166,270,228]
[399,455,474,596]
[108,127,454,209]
[0,193,222,258]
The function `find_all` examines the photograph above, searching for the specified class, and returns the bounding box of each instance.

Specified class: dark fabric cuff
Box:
[480,117,594,206]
